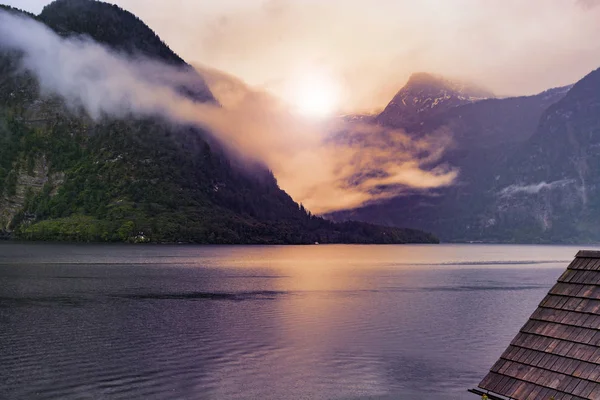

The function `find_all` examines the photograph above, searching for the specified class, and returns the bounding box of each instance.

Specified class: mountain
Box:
[40,0,184,64]
[418,85,572,150]
[0,0,438,244]
[476,67,600,242]
[328,73,581,243]
[40,0,215,104]
[375,72,493,131]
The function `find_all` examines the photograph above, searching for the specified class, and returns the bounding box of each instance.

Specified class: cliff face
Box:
[477,67,600,242]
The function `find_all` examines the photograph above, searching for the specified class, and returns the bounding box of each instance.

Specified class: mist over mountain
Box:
[328,71,600,243]
[0,0,438,244]
[4,0,600,244]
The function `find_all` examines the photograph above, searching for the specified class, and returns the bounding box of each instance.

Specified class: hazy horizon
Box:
[5,0,600,113]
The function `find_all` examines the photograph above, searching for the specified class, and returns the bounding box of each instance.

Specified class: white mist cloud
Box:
[499,179,575,197]
[0,10,457,214]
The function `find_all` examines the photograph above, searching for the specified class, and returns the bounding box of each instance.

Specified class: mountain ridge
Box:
[375,72,493,130]
[328,71,587,243]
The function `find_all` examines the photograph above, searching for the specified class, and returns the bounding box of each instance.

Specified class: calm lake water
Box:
[0,243,596,399]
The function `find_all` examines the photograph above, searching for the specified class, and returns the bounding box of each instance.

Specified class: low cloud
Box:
[0,10,457,214]
[499,179,575,197]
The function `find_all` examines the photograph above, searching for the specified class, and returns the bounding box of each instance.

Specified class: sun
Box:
[285,70,341,118]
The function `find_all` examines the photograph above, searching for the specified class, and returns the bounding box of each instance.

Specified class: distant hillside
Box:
[0,0,438,244]
[418,85,572,150]
[328,73,582,243]
[477,67,600,242]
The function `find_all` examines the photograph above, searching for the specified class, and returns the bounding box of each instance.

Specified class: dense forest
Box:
[0,0,438,244]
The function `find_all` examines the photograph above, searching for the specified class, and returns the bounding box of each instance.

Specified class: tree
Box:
[117,220,135,241]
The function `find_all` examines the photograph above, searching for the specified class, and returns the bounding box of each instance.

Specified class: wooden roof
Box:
[472,250,600,400]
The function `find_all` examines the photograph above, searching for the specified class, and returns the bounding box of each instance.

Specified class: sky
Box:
[5,0,600,113]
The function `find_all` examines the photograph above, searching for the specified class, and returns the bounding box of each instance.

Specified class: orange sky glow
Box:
[8,0,600,114]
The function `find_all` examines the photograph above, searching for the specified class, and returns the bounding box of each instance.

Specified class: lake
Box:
[0,243,595,399]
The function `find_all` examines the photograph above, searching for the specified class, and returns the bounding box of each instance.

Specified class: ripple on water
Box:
[0,243,572,399]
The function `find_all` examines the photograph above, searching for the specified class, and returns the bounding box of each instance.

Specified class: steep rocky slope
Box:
[329,73,582,243]
[376,72,493,131]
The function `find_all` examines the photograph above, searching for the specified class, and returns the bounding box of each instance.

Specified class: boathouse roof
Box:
[470,250,600,400]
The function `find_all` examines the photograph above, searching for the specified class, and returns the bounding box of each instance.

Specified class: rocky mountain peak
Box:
[376,72,493,129]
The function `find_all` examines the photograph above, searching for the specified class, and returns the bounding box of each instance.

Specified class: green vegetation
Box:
[0,4,38,18]
[18,215,114,242]
[40,0,184,64]
[0,0,439,244]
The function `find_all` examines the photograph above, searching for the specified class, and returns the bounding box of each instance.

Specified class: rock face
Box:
[0,1,438,244]
[482,67,600,242]
[328,70,600,243]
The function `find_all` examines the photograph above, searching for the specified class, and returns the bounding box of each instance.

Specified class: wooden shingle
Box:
[472,251,600,399]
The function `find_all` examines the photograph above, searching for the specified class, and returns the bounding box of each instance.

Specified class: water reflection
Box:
[0,243,589,399]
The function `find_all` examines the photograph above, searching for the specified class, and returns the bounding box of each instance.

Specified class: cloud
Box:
[4,0,600,111]
[277,123,457,213]
[75,0,600,113]
[577,0,600,9]
[499,179,575,197]
[195,65,458,212]
[0,9,457,214]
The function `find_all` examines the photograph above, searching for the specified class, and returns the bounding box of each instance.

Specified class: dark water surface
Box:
[0,243,594,399]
